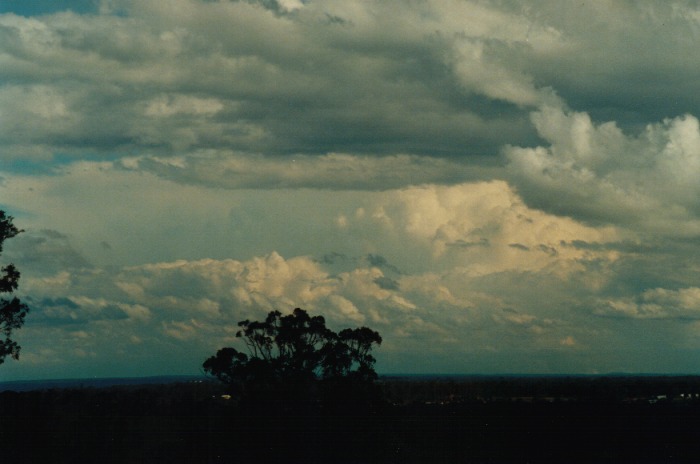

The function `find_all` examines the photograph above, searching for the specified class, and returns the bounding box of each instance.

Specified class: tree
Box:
[203,308,382,396]
[203,308,383,462]
[0,211,29,365]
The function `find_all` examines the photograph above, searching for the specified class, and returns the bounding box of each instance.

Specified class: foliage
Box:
[0,211,29,365]
[203,308,382,397]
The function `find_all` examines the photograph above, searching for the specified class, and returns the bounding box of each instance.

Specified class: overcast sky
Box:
[3,0,700,380]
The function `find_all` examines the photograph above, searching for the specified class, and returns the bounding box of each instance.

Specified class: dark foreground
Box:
[3,376,700,463]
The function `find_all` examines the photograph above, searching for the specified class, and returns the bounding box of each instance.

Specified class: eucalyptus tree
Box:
[0,211,29,365]
[203,308,382,397]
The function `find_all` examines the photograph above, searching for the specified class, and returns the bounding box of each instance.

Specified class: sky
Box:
[3,0,700,381]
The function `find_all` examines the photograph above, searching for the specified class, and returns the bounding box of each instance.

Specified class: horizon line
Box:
[4,371,700,385]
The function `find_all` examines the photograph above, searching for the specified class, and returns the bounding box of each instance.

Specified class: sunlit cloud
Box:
[507,104,700,236]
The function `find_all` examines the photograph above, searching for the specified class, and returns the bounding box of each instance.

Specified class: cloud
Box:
[0,0,550,163]
[4,0,700,170]
[3,174,639,376]
[597,287,700,320]
[123,151,496,190]
[506,103,700,236]
[8,162,607,273]
[344,180,621,277]
[5,229,91,273]
[510,1,700,128]
[560,336,576,347]
[7,1,700,377]
[12,252,420,375]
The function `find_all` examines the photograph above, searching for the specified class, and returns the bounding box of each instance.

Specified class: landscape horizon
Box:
[5,2,700,460]
[4,370,700,392]
[5,370,700,462]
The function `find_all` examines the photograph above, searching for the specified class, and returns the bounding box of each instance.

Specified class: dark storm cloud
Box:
[3,0,700,185]
[0,0,547,172]
[509,1,700,130]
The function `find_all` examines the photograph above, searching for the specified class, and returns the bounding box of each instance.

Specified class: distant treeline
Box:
[0,375,203,393]
[3,376,700,463]
[381,374,700,404]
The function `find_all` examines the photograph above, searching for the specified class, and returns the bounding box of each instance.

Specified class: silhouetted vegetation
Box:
[0,211,29,366]
[203,308,383,411]
[199,308,385,462]
[4,375,700,462]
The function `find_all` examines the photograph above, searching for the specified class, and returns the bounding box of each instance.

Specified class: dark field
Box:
[3,375,700,463]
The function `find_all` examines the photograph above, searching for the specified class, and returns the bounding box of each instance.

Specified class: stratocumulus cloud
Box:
[3,1,700,379]
[0,0,544,161]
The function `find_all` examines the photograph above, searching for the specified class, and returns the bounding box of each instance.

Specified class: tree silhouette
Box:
[203,308,382,399]
[0,211,29,365]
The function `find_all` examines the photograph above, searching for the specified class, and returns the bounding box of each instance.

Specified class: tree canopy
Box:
[203,308,382,393]
[0,211,29,365]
